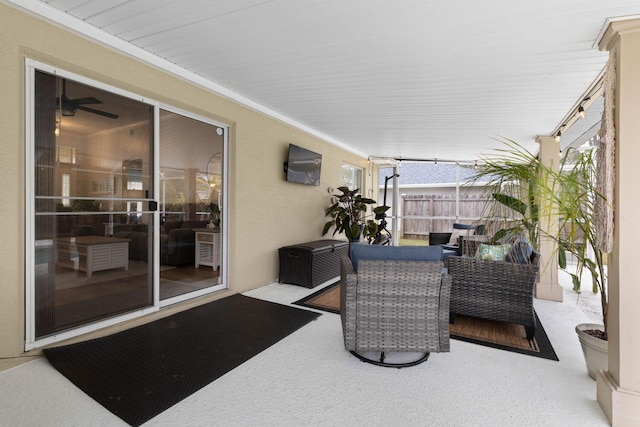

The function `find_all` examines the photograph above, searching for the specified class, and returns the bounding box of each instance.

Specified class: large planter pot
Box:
[575,323,608,380]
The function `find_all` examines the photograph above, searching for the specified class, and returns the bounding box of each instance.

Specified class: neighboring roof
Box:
[379,162,488,186]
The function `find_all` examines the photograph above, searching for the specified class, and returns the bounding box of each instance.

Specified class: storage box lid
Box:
[280,239,348,253]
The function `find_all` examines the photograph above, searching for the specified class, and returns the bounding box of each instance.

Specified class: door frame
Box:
[24,59,230,350]
[157,104,229,307]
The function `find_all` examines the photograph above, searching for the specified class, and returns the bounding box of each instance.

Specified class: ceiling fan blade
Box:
[76,105,119,119]
[70,97,102,105]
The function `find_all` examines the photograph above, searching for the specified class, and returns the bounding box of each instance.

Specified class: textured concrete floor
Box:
[0,269,608,427]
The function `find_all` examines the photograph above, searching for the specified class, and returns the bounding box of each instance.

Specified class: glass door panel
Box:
[32,70,155,338]
[159,110,225,301]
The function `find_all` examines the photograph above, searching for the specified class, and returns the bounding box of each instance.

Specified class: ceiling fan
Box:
[56,79,119,119]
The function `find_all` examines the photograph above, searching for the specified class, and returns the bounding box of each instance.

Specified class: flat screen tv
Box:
[284,144,322,186]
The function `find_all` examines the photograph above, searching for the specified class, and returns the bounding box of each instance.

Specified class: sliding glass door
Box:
[158,109,226,303]
[26,61,228,347]
[30,68,155,340]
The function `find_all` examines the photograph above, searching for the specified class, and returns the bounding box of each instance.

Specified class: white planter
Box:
[575,323,608,380]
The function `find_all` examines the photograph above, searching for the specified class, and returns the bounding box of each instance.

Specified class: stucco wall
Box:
[0,4,367,359]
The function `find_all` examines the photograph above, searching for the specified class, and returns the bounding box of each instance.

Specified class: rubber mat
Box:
[44,294,321,426]
[294,282,558,361]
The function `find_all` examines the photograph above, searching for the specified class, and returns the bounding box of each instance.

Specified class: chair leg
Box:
[349,351,430,368]
[525,326,535,341]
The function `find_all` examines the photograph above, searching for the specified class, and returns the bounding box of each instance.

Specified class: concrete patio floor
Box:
[0,268,608,426]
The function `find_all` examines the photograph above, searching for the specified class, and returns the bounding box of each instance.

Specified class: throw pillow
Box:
[448,228,474,245]
[475,243,511,261]
[505,241,533,264]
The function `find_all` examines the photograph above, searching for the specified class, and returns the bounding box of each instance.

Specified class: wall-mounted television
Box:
[284,144,322,186]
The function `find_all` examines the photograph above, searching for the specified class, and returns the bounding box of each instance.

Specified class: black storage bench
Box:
[278,239,349,288]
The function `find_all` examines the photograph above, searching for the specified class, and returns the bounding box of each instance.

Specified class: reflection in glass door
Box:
[159,109,225,302]
[30,69,155,339]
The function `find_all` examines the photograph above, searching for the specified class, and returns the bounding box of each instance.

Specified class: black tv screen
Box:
[285,144,322,186]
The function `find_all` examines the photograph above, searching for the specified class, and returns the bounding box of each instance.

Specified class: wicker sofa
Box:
[340,244,450,367]
[446,250,540,340]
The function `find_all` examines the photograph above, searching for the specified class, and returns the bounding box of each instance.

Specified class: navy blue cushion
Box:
[453,223,485,235]
[505,241,534,264]
[453,223,474,230]
[349,244,444,270]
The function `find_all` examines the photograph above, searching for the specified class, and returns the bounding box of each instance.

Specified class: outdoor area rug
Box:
[293,281,558,361]
[44,294,321,426]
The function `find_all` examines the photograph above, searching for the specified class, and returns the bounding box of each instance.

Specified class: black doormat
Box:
[44,294,321,426]
[294,281,558,361]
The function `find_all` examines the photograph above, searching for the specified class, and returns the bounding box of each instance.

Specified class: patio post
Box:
[596,17,640,426]
[534,135,563,302]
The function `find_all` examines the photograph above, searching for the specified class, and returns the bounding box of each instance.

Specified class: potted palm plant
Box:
[554,147,608,379]
[474,140,609,379]
[322,186,387,242]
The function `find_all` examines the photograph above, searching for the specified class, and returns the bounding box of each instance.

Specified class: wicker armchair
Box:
[340,256,451,367]
[446,251,540,339]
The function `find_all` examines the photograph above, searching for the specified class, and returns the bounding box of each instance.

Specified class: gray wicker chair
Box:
[446,251,540,340]
[340,256,451,367]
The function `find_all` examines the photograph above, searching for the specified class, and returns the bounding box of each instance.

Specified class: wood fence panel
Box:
[401,194,492,239]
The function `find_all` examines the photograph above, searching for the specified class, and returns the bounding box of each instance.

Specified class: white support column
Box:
[597,18,640,426]
[535,135,563,301]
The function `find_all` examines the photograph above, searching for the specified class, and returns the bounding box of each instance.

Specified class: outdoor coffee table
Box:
[56,235,130,277]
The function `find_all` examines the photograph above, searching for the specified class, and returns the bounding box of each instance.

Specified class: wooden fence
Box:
[401,194,492,239]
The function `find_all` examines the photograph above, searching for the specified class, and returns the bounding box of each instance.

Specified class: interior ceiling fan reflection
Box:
[56,79,119,119]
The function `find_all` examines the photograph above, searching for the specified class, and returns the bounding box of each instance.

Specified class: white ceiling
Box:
[8,0,640,162]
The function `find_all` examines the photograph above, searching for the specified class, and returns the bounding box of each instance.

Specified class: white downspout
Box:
[455,163,460,222]
[392,167,400,245]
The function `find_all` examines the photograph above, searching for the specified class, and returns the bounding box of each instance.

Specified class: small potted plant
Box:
[322,186,386,242]
[206,202,221,230]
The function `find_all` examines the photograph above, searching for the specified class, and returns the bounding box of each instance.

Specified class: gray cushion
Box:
[349,244,444,270]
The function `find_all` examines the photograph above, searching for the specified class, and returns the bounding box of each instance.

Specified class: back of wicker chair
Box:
[340,257,451,366]
[427,232,452,246]
[446,252,540,339]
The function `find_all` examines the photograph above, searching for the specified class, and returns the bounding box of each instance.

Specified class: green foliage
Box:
[323,186,382,241]
[493,193,527,216]
[474,138,609,334]
[207,203,221,227]
[472,141,543,248]
[71,199,101,211]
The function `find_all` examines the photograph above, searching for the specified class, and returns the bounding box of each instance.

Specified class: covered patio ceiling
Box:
[8,0,640,162]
